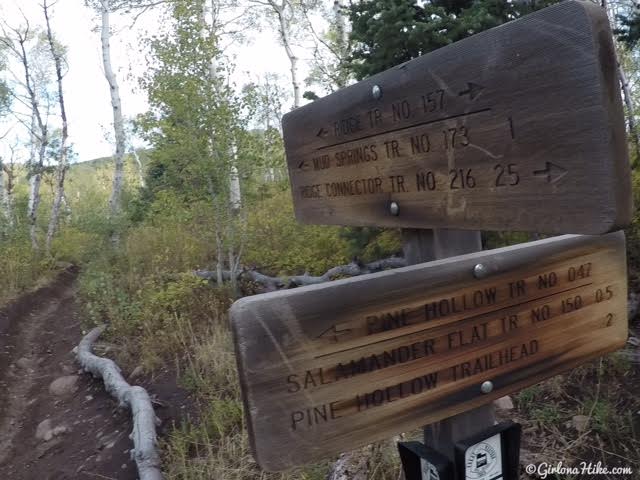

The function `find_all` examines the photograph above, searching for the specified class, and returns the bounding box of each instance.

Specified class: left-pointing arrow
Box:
[316,324,352,342]
[298,160,311,171]
[317,127,329,138]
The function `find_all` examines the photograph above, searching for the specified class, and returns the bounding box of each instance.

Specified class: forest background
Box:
[2,0,640,478]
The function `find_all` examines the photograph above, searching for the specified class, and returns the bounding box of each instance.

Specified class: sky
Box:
[0,0,317,162]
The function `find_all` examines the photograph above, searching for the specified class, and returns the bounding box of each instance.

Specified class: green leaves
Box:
[137,0,242,210]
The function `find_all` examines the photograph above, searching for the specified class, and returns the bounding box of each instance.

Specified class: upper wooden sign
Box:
[282,1,631,234]
[231,232,627,471]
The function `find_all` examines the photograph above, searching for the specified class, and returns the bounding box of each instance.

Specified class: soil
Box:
[0,267,193,480]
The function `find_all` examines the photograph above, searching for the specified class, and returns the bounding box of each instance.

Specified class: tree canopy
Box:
[347,0,557,79]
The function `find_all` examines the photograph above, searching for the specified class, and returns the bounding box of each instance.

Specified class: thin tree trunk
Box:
[17,31,48,252]
[0,161,7,234]
[602,0,640,163]
[28,121,47,252]
[202,3,242,291]
[44,0,69,254]
[100,0,126,217]
[227,247,237,295]
[215,227,224,285]
[131,148,145,187]
[618,64,640,162]
[2,163,14,229]
[2,25,46,246]
[229,144,241,213]
[333,0,346,47]
[28,174,41,250]
[26,111,39,241]
[206,173,225,286]
[61,192,71,218]
[271,1,301,108]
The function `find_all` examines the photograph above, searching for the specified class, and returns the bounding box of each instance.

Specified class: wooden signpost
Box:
[282,1,631,234]
[230,0,634,474]
[231,232,628,471]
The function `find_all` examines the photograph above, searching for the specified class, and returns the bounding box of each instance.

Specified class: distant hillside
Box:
[71,149,151,173]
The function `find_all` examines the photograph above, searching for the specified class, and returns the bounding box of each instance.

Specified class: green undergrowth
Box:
[0,231,54,305]
[515,351,640,477]
[71,172,640,478]
[74,186,403,479]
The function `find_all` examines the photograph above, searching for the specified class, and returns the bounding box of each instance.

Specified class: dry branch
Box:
[76,325,163,480]
[194,256,407,292]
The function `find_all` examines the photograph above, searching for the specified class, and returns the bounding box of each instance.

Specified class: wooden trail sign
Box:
[282,1,632,234]
[231,232,627,471]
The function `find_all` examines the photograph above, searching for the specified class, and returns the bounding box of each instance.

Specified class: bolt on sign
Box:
[282,1,632,235]
[231,232,627,471]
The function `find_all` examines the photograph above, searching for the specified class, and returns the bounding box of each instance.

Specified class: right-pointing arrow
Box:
[533,162,568,183]
[458,82,484,100]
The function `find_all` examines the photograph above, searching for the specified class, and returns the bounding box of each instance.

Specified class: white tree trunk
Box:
[100,0,127,217]
[0,161,7,232]
[602,0,640,160]
[617,63,640,159]
[333,0,347,47]
[76,326,163,480]
[0,163,14,232]
[272,1,301,108]
[27,173,41,250]
[61,192,71,219]
[4,26,47,248]
[44,0,69,254]
[131,148,145,188]
[227,247,238,294]
[229,146,241,213]
[3,151,15,229]
[23,76,46,251]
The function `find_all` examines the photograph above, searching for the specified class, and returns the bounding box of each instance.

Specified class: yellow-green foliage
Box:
[243,188,402,275]
[243,189,352,275]
[626,169,640,275]
[51,229,104,264]
[125,192,216,277]
[75,184,407,479]
[0,231,54,304]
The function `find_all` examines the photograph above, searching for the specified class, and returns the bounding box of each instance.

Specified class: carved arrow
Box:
[316,324,352,342]
[533,162,568,183]
[298,160,311,171]
[458,82,484,100]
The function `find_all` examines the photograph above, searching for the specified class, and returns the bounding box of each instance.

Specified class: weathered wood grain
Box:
[282,1,631,234]
[231,232,627,470]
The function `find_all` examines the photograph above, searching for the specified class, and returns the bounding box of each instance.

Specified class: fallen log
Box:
[76,325,162,480]
[194,256,407,292]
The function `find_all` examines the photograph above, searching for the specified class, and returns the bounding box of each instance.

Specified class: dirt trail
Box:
[0,268,190,480]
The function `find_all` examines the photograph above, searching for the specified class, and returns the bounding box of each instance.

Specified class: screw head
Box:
[480,380,494,394]
[473,263,488,279]
[372,85,382,100]
[389,201,399,216]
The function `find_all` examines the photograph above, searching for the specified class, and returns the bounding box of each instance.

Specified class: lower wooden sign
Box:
[231,232,627,471]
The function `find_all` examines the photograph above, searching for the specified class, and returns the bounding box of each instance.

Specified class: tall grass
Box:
[0,230,54,305]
